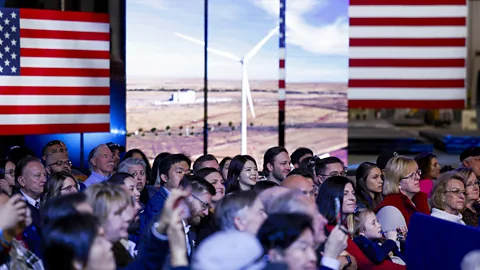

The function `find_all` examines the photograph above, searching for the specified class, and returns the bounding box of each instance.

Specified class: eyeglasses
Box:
[402,170,422,180]
[466,181,480,188]
[321,168,348,177]
[444,189,468,197]
[190,193,210,210]
[48,160,72,167]
[5,169,14,177]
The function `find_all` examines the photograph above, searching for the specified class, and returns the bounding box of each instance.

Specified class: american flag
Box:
[279,0,285,111]
[0,8,110,135]
[348,0,467,109]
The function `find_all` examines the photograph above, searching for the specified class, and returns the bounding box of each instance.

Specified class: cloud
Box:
[250,0,348,56]
[128,0,166,11]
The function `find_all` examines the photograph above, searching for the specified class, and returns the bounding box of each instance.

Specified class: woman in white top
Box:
[429,171,467,225]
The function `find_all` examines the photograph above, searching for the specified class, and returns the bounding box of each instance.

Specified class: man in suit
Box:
[15,156,47,258]
[140,174,215,269]
[140,153,191,235]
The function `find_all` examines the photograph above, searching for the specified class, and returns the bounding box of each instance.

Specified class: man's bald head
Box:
[281,175,316,201]
[258,186,289,211]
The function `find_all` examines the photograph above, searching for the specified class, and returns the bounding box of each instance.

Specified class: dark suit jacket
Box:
[139,186,169,236]
[140,185,158,205]
[20,194,43,259]
[159,225,195,270]
[194,214,219,246]
[353,236,405,264]
[119,224,170,270]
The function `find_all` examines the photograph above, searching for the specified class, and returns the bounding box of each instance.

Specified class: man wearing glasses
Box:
[45,152,72,175]
[141,175,214,269]
[41,140,88,183]
[315,156,348,185]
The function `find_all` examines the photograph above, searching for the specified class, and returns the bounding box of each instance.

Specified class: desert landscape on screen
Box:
[126,78,347,166]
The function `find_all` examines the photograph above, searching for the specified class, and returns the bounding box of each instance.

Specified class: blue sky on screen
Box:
[126,0,347,83]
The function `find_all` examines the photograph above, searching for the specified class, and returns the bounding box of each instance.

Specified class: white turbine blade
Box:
[242,65,256,118]
[174,32,242,62]
[243,26,279,62]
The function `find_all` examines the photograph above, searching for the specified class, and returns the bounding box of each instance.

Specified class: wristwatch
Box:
[342,255,352,269]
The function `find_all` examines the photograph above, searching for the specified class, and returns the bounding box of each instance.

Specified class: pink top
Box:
[420,179,434,198]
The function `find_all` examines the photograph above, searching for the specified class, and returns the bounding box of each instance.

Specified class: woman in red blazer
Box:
[375,156,430,232]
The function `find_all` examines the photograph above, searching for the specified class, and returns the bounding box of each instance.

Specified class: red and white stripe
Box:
[279,48,285,110]
[0,9,110,135]
[348,0,467,109]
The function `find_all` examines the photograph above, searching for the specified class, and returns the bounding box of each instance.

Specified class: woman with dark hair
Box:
[414,152,441,197]
[42,171,79,206]
[218,157,232,181]
[151,152,171,187]
[195,168,225,204]
[42,213,115,270]
[0,159,15,195]
[192,168,224,246]
[257,213,316,270]
[108,172,141,203]
[225,155,258,194]
[123,149,152,185]
[316,177,356,232]
[118,157,156,206]
[317,177,405,270]
[355,162,383,210]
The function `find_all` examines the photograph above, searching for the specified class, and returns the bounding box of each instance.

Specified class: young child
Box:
[353,209,406,266]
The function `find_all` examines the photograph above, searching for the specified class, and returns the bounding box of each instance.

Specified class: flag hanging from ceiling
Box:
[348,0,467,109]
[0,8,110,135]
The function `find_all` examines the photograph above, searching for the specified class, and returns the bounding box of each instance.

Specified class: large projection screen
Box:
[126,0,347,166]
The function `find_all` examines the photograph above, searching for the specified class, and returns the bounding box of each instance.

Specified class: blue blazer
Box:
[353,236,405,264]
[139,187,169,237]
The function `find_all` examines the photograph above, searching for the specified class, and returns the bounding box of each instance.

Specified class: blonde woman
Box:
[429,171,466,225]
[85,183,137,268]
[375,156,430,232]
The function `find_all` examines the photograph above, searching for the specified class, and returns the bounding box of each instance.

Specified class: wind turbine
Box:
[174,26,279,155]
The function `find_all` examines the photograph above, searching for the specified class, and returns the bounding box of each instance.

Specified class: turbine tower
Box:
[174,27,279,154]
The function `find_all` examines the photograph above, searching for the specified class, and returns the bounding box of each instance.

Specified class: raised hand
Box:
[0,194,27,231]
[323,225,348,259]
[156,189,189,235]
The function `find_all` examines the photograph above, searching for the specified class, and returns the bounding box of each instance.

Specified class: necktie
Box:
[35,201,39,209]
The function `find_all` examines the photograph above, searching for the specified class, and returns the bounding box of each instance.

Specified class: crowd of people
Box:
[0,140,479,269]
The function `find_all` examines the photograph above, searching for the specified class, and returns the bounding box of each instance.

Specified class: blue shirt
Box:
[84,171,110,187]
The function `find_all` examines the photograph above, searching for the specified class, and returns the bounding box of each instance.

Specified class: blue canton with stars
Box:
[0,8,20,76]
[279,0,286,49]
